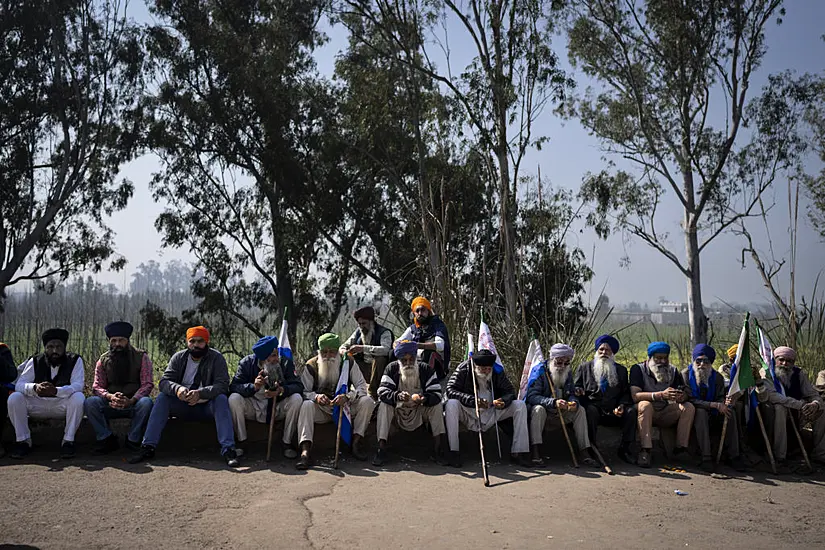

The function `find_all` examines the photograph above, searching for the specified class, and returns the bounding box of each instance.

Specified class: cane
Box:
[544,367,579,468]
[789,412,812,471]
[489,382,503,460]
[754,404,777,474]
[590,443,613,475]
[469,355,491,487]
[715,416,729,465]
[266,401,278,461]
[333,403,344,469]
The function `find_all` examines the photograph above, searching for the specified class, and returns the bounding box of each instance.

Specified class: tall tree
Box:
[0,0,143,317]
[339,0,571,322]
[566,0,802,345]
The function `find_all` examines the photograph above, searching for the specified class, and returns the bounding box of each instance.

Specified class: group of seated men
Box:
[1,296,823,472]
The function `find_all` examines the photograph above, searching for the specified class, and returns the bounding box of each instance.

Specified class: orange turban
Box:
[186,326,210,343]
[411,296,432,312]
[726,344,738,362]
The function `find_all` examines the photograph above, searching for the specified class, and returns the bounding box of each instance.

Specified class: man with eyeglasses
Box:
[526,344,596,467]
[681,344,746,472]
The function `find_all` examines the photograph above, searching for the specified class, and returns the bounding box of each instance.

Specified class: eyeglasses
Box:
[694,358,712,365]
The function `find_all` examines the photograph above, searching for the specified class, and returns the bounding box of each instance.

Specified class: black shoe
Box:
[223,448,240,468]
[447,450,462,468]
[725,455,748,472]
[372,448,388,467]
[128,445,155,464]
[124,438,142,452]
[296,453,312,470]
[351,439,369,461]
[60,441,76,459]
[10,441,31,459]
[673,446,688,456]
[698,459,715,473]
[93,434,120,455]
[618,445,636,465]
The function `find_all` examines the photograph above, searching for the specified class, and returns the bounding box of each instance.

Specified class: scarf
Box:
[689,367,717,416]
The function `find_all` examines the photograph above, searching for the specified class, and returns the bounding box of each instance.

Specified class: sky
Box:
[91,1,825,308]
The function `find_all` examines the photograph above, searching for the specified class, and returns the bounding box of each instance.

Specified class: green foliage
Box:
[0,0,144,307]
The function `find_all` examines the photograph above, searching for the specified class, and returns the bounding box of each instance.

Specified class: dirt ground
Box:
[2,420,825,549]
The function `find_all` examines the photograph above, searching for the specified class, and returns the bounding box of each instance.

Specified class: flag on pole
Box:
[467,332,475,360]
[332,357,353,446]
[277,319,292,361]
[756,321,784,395]
[727,314,756,398]
[518,339,545,400]
[477,321,504,374]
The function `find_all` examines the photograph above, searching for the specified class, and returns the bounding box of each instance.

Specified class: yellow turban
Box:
[726,344,738,362]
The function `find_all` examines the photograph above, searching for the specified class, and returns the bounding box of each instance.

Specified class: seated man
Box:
[229,335,303,458]
[630,341,695,468]
[339,306,393,400]
[84,321,154,454]
[528,344,595,466]
[445,349,530,467]
[681,344,746,472]
[129,326,240,467]
[574,335,636,463]
[816,368,825,400]
[1,342,17,458]
[758,346,825,467]
[8,328,85,459]
[296,333,375,469]
[394,297,451,381]
[372,340,445,466]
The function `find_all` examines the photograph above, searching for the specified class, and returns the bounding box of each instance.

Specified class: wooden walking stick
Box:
[789,412,812,471]
[715,416,729,465]
[469,354,491,487]
[333,404,344,469]
[754,404,777,474]
[266,404,278,461]
[590,443,613,475]
[544,367,579,468]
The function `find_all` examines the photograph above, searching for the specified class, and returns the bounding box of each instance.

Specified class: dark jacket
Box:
[407,315,451,369]
[681,367,725,410]
[230,353,303,421]
[378,360,441,407]
[446,360,515,408]
[526,366,578,410]
[1,343,16,389]
[159,348,229,400]
[574,360,633,412]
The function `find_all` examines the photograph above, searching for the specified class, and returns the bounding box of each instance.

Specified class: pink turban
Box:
[550,343,575,359]
[774,346,796,361]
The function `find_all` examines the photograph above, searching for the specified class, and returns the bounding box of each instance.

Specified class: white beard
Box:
[776,365,792,388]
[550,365,570,391]
[648,360,674,385]
[361,325,375,347]
[474,367,492,394]
[592,356,618,388]
[399,364,421,393]
[317,353,341,395]
[692,365,711,385]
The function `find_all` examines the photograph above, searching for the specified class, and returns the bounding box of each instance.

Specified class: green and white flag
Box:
[727,313,756,398]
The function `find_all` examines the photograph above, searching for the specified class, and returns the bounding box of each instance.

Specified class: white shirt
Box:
[15,356,85,398]
[395,326,445,360]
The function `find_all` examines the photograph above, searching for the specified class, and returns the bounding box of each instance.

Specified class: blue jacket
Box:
[526,366,579,411]
[229,353,304,422]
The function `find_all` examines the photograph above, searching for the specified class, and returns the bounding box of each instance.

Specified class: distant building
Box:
[660,301,687,313]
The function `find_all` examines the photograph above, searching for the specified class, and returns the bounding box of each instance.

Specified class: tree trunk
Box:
[496,144,519,324]
[685,226,708,346]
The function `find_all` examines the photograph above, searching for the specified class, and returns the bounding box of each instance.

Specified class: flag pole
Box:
[469,349,490,487]
[333,352,352,470]
[789,413,812,471]
[754,404,777,474]
[480,310,501,459]
[267,307,289,461]
[544,367,579,468]
[715,416,729,465]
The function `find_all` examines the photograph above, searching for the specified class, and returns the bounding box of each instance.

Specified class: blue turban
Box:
[692,343,716,363]
[394,340,418,359]
[105,321,133,339]
[594,334,620,354]
[647,341,671,357]
[252,336,279,361]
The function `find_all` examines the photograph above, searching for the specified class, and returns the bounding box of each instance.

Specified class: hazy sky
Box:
[96,1,825,307]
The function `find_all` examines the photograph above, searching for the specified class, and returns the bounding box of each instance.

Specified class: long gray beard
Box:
[776,366,792,388]
[399,365,421,393]
[550,366,570,391]
[262,360,284,388]
[474,368,492,393]
[649,360,674,385]
[692,365,710,386]
[317,354,341,396]
[592,356,618,388]
[361,326,374,347]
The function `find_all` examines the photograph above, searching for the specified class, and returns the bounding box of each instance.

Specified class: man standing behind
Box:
[229,335,304,458]
[339,306,393,400]
[630,341,695,468]
[129,326,240,467]
[573,335,636,463]
[84,321,154,455]
[394,297,451,380]
[1,342,17,458]
[8,328,85,459]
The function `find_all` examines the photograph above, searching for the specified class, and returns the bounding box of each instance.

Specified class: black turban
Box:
[105,321,134,339]
[41,328,69,347]
[473,349,496,367]
[353,306,375,321]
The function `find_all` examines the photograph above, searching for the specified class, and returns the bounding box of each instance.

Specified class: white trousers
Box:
[298,395,375,444]
[445,398,529,454]
[529,404,591,450]
[228,392,302,445]
[376,401,446,441]
[7,392,85,443]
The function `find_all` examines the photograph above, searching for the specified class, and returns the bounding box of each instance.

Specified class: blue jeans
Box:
[84,395,154,443]
[142,392,235,454]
